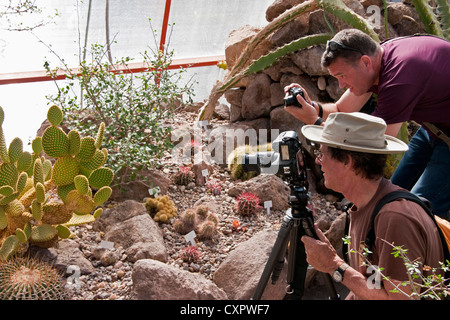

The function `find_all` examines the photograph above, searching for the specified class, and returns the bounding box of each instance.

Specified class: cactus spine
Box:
[0,256,66,300]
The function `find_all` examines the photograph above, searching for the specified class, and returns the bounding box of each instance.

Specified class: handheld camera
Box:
[283,87,305,108]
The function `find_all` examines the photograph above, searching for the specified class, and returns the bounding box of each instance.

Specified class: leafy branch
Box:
[343,236,450,299]
[44,23,197,187]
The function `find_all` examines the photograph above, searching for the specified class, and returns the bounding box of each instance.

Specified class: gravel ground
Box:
[62,109,343,300]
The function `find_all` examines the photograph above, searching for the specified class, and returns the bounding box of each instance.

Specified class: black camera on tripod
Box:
[284,87,305,108]
[243,131,339,300]
[242,131,307,186]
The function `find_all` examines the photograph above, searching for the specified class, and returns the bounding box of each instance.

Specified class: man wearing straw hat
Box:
[285,29,450,219]
[300,112,444,300]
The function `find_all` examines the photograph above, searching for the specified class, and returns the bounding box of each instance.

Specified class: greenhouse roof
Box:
[0,0,273,150]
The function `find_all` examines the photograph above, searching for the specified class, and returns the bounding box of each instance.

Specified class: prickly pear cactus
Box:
[0,105,114,261]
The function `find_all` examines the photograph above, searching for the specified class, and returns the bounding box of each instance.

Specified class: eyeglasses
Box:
[314,149,329,163]
[314,149,323,162]
[326,40,363,54]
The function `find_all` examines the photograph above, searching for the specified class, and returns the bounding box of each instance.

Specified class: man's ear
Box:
[360,55,372,69]
[343,153,353,168]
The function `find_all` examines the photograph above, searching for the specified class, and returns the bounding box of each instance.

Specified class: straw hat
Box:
[301,112,408,154]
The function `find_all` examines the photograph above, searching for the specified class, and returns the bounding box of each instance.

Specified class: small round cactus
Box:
[180,245,201,264]
[0,256,66,300]
[145,195,177,224]
[172,166,195,186]
[173,205,219,241]
[197,220,217,240]
[234,192,261,216]
[206,179,222,196]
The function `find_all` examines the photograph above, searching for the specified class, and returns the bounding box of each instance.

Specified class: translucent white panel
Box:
[0,82,52,151]
[168,0,274,58]
[0,0,274,145]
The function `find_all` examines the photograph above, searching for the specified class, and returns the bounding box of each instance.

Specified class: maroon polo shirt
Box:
[370,35,450,136]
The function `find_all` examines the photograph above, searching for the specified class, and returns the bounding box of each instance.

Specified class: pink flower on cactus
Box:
[180,245,201,263]
[180,166,191,173]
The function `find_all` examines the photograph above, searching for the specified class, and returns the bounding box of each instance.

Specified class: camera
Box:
[283,87,305,108]
[242,131,307,186]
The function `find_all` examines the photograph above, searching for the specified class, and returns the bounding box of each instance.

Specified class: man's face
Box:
[327,56,375,96]
[315,146,347,194]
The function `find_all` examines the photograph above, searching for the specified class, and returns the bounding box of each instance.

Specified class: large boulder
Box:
[131,259,228,300]
[92,200,168,263]
[213,229,288,300]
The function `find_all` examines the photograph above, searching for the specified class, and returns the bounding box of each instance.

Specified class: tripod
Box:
[252,183,339,300]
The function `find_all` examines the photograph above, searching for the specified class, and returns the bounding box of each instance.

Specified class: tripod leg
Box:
[252,218,292,300]
[284,219,308,300]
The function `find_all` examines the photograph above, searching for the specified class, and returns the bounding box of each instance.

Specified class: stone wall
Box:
[221,0,426,138]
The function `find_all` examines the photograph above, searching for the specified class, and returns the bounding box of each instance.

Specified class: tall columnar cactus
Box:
[0,105,114,261]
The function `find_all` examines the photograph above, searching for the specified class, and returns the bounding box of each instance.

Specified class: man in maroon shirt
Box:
[284,29,450,218]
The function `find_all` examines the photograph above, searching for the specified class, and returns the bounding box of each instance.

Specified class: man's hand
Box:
[283,83,319,125]
[301,224,343,274]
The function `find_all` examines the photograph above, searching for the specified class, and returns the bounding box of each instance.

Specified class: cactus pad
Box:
[74,175,90,195]
[47,105,64,126]
[88,167,114,189]
[17,151,33,172]
[64,190,95,215]
[0,163,19,187]
[77,137,96,162]
[41,202,72,225]
[8,138,23,163]
[93,186,112,206]
[32,137,43,155]
[42,126,69,158]
[67,130,81,156]
[30,224,58,242]
[0,235,19,261]
[52,156,79,186]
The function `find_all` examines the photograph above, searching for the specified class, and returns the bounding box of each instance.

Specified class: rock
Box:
[291,45,328,76]
[192,160,214,186]
[213,229,287,300]
[266,0,305,22]
[110,168,172,202]
[225,25,260,70]
[270,105,304,134]
[92,200,148,232]
[228,174,290,212]
[213,103,230,120]
[104,214,168,263]
[207,122,255,166]
[241,73,273,120]
[270,15,310,47]
[131,259,228,300]
[29,239,95,275]
[324,211,347,258]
